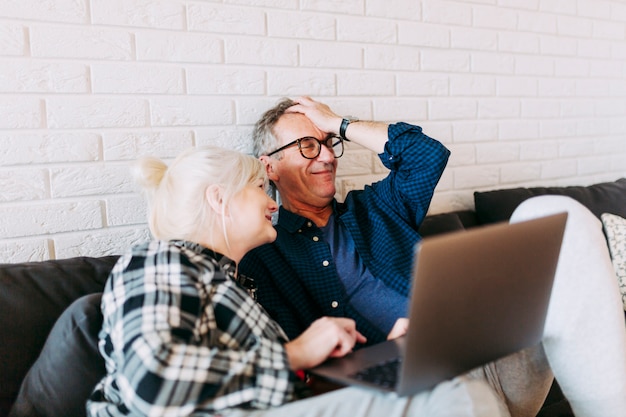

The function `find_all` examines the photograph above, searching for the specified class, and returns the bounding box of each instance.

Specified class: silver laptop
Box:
[309,212,568,396]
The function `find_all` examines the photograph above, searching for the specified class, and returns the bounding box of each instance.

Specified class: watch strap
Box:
[340,118,352,140]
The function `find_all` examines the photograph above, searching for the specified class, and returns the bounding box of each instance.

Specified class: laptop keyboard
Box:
[351,357,401,388]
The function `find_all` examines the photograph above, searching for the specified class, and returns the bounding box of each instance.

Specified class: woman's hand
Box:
[285,316,367,370]
[387,318,409,340]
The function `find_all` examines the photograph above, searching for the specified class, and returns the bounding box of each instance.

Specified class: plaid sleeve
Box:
[96,241,294,416]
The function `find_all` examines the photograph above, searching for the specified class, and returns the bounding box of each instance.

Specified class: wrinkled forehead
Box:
[273,113,325,146]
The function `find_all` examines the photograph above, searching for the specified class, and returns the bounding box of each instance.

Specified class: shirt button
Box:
[307,221,313,227]
[313,236,319,242]
[322,260,329,267]
[331,301,338,308]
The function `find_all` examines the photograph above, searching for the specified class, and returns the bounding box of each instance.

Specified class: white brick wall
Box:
[1,0,625,263]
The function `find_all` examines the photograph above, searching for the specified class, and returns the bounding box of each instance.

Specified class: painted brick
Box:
[398,22,450,48]
[267,11,336,40]
[92,63,185,94]
[195,127,256,154]
[226,0,297,8]
[50,163,135,198]
[188,4,266,35]
[497,77,538,97]
[446,143,476,166]
[520,141,559,160]
[578,39,612,59]
[187,67,265,95]
[540,35,578,56]
[540,119,577,139]
[450,74,496,96]
[517,11,557,34]
[0,23,26,56]
[0,168,48,202]
[540,0,577,15]
[498,32,540,54]
[267,70,336,96]
[451,121,498,143]
[0,200,103,238]
[0,0,88,23]
[540,159,577,179]
[30,26,133,60]
[302,0,364,15]
[150,97,234,126]
[366,0,421,20]
[471,52,515,74]
[473,6,518,30]
[106,195,147,227]
[538,79,576,97]
[515,56,554,76]
[397,73,448,97]
[521,99,560,119]
[577,0,611,19]
[576,79,610,97]
[498,0,539,10]
[0,61,89,93]
[103,130,193,161]
[47,97,148,129]
[337,72,395,96]
[476,142,520,163]
[136,31,223,63]
[0,239,50,263]
[91,0,185,29]
[453,165,500,189]
[421,50,471,72]
[225,38,298,66]
[554,57,589,77]
[365,45,419,71]
[54,227,151,259]
[235,97,281,126]
[450,27,497,51]
[500,163,542,184]
[557,16,593,38]
[373,99,428,124]
[560,100,594,117]
[301,42,363,69]
[0,96,42,129]
[428,98,477,120]
[498,120,540,140]
[559,138,594,157]
[337,16,397,44]
[0,132,101,165]
[477,98,520,119]
[336,149,376,176]
[422,1,472,26]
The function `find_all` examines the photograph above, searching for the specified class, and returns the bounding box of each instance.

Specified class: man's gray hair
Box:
[252,98,295,158]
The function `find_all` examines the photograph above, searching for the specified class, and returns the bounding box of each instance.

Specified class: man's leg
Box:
[223,377,502,417]
[507,195,626,416]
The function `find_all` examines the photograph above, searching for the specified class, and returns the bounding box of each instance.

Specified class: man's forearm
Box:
[342,120,389,154]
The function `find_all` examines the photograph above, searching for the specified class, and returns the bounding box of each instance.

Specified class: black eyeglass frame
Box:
[265,135,344,159]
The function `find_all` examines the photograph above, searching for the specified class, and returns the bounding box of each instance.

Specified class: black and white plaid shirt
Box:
[87,240,296,417]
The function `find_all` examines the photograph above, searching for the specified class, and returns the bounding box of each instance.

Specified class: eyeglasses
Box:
[265,135,344,159]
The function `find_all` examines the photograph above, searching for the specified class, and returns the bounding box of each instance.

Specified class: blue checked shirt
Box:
[87,240,297,417]
[239,122,450,346]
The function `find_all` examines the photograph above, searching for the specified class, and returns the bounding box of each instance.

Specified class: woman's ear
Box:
[205,184,223,214]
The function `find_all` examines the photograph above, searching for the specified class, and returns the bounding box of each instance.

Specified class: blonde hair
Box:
[133,146,266,242]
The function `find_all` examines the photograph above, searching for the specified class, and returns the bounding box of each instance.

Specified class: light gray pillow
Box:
[601,212,626,311]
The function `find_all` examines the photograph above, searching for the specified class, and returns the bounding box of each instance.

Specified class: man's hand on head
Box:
[285,96,343,136]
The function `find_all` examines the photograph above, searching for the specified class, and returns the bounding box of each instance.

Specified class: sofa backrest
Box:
[473,178,626,225]
[0,256,118,417]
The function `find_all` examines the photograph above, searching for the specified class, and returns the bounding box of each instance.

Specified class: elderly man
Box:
[239,96,626,417]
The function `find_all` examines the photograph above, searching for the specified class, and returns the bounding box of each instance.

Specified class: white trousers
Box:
[472,195,626,417]
[223,377,501,417]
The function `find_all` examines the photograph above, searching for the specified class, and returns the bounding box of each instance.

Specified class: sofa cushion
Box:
[418,211,468,237]
[9,293,106,417]
[0,256,117,416]
[473,178,626,225]
[601,213,626,311]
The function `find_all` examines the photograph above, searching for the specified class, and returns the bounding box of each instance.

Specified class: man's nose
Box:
[316,142,336,162]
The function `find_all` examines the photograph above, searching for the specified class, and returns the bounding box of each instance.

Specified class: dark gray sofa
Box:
[2,178,625,417]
